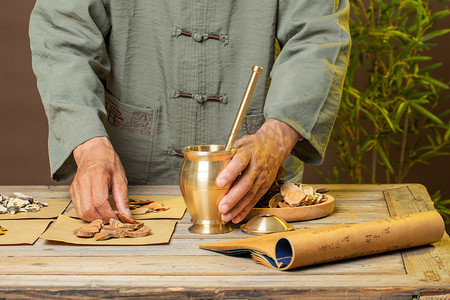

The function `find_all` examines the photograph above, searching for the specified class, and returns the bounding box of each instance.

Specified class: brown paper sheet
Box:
[41,215,177,245]
[0,198,71,219]
[200,211,445,270]
[0,220,52,245]
[65,195,186,219]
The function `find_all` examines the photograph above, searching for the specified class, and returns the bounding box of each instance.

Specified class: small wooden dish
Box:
[245,195,334,223]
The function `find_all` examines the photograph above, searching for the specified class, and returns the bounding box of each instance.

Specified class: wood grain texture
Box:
[384,184,450,283]
[0,184,448,299]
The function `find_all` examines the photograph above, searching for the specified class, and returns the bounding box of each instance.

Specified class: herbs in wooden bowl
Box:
[248,182,334,222]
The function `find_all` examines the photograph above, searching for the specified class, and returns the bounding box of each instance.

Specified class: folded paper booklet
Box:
[200,211,445,270]
[66,195,186,220]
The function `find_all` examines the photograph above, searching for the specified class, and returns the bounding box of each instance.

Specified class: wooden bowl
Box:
[245,195,334,223]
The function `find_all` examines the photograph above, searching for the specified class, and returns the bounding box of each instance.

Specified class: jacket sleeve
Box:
[264,0,351,164]
[29,0,111,181]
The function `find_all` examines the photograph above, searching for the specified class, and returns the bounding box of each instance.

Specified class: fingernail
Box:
[217,178,227,187]
[219,203,229,214]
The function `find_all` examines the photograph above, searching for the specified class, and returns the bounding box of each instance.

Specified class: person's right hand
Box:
[70,136,131,223]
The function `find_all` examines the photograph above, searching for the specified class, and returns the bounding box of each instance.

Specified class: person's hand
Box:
[70,136,131,223]
[216,119,301,223]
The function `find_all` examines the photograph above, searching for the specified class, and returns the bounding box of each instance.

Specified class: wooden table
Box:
[0,184,449,299]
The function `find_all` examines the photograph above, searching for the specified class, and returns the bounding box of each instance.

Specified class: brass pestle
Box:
[225,65,264,150]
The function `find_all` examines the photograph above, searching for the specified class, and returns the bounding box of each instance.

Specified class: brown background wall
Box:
[1,1,449,199]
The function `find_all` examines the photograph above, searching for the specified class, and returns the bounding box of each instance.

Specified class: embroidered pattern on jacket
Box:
[121,112,153,136]
[105,97,124,127]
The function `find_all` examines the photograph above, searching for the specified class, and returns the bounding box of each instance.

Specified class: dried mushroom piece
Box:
[0,225,7,235]
[73,219,103,238]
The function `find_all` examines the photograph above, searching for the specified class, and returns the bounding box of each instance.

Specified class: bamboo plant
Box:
[323,0,450,221]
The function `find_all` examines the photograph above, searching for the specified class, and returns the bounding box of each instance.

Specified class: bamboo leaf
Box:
[431,128,442,145]
[373,103,396,132]
[436,199,450,206]
[418,75,449,89]
[427,134,436,147]
[428,10,450,25]
[409,102,444,125]
[416,2,423,37]
[355,139,377,160]
[394,102,407,127]
[420,151,450,161]
[436,207,450,215]
[403,56,433,62]
[420,29,450,42]
[444,127,450,141]
[375,143,395,175]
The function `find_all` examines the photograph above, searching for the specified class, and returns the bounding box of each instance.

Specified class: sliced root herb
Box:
[128,198,169,215]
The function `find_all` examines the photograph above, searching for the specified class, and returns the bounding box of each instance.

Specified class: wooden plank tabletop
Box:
[0,184,449,299]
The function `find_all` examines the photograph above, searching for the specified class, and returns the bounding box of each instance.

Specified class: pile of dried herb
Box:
[0,192,48,215]
[73,212,151,241]
[129,198,169,215]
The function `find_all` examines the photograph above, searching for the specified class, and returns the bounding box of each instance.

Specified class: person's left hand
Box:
[216,119,301,223]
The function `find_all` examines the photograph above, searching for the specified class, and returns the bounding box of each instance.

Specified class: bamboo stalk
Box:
[398,112,409,183]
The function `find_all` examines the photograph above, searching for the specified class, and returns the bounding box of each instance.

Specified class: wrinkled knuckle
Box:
[241,180,252,192]
[256,158,265,170]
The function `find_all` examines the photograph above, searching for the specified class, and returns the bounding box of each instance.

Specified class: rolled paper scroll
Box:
[200,211,445,270]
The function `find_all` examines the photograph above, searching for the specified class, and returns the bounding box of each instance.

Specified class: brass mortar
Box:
[179,145,236,234]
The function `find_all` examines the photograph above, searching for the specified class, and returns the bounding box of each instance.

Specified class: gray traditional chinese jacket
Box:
[29,0,350,185]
